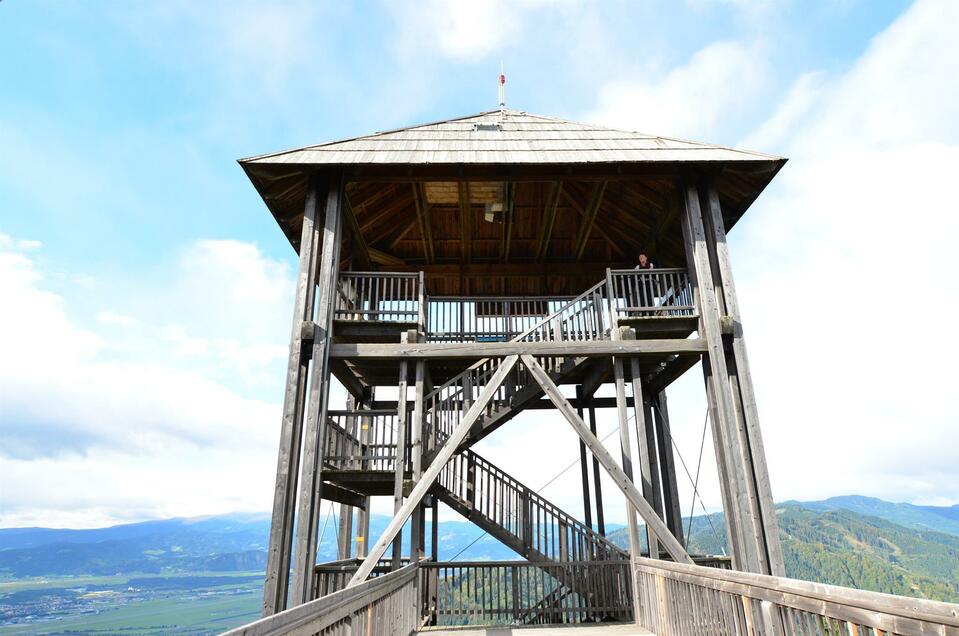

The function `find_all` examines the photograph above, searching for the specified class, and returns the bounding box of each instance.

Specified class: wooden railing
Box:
[438,449,626,563]
[427,296,573,343]
[334,271,425,324]
[324,410,408,473]
[608,268,696,319]
[222,562,420,636]
[633,556,959,636]
[420,560,633,627]
[313,557,411,599]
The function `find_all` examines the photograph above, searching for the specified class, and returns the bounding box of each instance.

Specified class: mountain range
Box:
[2,495,959,599]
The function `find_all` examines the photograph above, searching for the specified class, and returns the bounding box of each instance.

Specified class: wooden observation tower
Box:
[227,110,959,635]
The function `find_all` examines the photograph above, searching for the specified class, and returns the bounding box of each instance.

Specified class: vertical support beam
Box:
[355,389,373,559]
[337,505,353,559]
[575,386,593,531]
[653,392,685,541]
[607,267,642,559]
[431,496,439,562]
[262,178,323,616]
[680,181,763,574]
[290,174,344,607]
[392,331,411,569]
[704,184,785,576]
[627,344,660,559]
[410,341,427,563]
[587,397,606,537]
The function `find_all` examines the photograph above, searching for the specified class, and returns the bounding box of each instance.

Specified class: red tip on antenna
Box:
[500,74,506,85]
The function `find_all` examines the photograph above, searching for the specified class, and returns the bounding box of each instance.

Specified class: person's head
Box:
[638,251,649,266]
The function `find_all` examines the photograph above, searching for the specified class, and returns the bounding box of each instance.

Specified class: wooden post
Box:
[606,268,643,561]
[289,175,344,607]
[704,183,786,577]
[588,397,606,537]
[626,343,660,559]
[347,355,520,587]
[520,354,693,564]
[575,386,593,531]
[262,177,323,616]
[393,331,411,569]
[431,496,439,562]
[337,505,353,560]
[680,181,763,574]
[410,340,427,563]
[355,389,373,559]
[653,392,685,541]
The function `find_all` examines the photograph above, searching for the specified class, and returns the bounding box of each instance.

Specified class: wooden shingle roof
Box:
[241,109,782,166]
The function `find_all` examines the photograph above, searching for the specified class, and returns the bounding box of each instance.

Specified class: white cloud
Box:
[390,0,580,61]
[585,40,769,141]
[728,0,959,505]
[0,237,293,526]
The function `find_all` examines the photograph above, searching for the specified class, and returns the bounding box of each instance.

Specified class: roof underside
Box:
[240,110,786,296]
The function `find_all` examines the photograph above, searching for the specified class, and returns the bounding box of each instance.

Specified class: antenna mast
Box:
[498,64,506,113]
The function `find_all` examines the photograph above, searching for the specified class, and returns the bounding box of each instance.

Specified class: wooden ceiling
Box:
[339,177,687,296]
[242,162,784,297]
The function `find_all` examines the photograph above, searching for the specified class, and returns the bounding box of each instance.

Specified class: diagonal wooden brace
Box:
[346,355,521,587]
[520,354,694,565]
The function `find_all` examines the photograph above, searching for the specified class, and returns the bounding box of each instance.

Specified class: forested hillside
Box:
[610,503,959,603]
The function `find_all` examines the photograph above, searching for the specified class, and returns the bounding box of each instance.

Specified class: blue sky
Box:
[1,0,956,529]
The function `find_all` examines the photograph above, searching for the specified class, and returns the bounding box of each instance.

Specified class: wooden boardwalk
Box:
[419,624,654,636]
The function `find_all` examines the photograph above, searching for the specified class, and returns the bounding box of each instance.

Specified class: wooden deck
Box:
[418,624,654,635]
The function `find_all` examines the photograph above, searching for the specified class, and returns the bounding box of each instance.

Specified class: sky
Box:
[1,0,957,533]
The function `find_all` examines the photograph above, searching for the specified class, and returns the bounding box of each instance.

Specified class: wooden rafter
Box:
[342,191,372,270]
[534,181,563,262]
[573,181,608,261]
[458,182,472,263]
[359,192,412,233]
[563,185,631,257]
[499,182,515,263]
[412,183,434,264]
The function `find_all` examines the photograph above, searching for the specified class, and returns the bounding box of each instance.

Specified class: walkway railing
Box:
[324,410,407,472]
[634,556,959,636]
[223,562,420,636]
[334,271,424,324]
[427,296,573,343]
[608,268,695,319]
[420,560,633,627]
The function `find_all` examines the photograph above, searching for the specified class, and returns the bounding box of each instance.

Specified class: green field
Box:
[0,572,262,635]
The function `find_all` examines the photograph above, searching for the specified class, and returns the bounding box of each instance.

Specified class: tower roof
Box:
[240,109,782,166]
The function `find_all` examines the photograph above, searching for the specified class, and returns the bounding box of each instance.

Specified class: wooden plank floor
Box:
[418,624,654,635]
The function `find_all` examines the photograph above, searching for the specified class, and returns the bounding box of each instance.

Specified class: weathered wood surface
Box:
[290,176,344,606]
[705,183,785,577]
[330,339,706,359]
[222,563,419,636]
[634,556,959,636]
[262,177,322,616]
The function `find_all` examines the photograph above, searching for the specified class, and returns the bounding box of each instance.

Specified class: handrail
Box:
[633,556,959,635]
[222,562,419,636]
